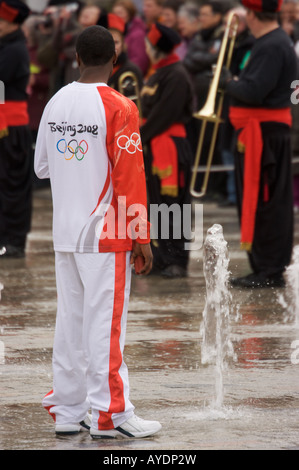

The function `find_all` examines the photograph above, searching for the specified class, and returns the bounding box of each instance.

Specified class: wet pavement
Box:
[1,187,299,451]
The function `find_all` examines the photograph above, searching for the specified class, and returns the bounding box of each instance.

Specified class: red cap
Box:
[241,0,283,12]
[0,0,30,24]
[147,22,181,53]
[108,13,125,33]
[97,12,126,34]
[147,23,162,46]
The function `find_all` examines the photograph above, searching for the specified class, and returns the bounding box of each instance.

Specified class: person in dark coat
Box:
[0,0,32,258]
[183,0,226,111]
[140,22,193,277]
[226,0,298,288]
[182,0,230,199]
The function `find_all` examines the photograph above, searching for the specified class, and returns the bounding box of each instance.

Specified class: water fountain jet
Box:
[200,224,235,409]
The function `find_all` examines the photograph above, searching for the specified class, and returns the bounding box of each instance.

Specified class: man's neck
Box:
[0,25,20,41]
[77,72,107,84]
[77,64,112,84]
[254,21,279,39]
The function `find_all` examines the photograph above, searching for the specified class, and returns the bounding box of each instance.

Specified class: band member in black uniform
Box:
[226,0,298,288]
[140,22,193,277]
[98,13,143,103]
[0,0,32,258]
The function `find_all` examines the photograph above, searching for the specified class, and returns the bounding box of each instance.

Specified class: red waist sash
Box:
[229,106,292,251]
[0,101,29,138]
[151,123,186,197]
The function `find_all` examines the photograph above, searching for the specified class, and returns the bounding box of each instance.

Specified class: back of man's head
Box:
[76,25,115,67]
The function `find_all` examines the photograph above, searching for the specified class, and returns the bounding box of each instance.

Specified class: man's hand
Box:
[130,242,153,275]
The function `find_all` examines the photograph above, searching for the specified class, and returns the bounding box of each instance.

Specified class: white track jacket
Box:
[34,82,150,253]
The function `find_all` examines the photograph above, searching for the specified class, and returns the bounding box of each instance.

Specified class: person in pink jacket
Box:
[112,0,149,76]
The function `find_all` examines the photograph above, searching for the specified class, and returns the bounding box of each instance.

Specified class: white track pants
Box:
[42,251,135,430]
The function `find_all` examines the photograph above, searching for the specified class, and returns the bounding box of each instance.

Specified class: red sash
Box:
[151,123,186,197]
[229,106,292,251]
[0,101,29,138]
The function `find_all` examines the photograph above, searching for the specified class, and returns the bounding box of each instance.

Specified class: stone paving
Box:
[0,188,299,451]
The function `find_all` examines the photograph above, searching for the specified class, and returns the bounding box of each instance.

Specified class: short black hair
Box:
[75,25,115,66]
[201,0,231,15]
[254,10,278,22]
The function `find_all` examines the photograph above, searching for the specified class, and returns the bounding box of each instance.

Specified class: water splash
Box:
[185,405,250,422]
[278,245,299,327]
[200,224,235,408]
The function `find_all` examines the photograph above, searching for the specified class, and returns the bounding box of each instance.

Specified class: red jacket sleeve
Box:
[99,86,150,245]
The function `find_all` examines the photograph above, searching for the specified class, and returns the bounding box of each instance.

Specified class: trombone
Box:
[190,11,239,198]
[118,71,143,120]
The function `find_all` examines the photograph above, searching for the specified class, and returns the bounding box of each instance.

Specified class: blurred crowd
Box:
[18,0,299,208]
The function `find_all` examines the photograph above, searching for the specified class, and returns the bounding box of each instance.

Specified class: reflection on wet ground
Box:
[0,188,299,450]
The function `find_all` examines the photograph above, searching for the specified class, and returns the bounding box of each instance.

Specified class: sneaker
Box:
[90,414,162,439]
[55,414,91,435]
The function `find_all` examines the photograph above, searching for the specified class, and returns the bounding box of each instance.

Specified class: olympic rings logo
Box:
[57,139,89,161]
[117,132,142,154]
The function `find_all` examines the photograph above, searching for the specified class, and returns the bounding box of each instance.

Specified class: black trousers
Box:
[235,122,294,277]
[145,136,192,270]
[0,126,33,249]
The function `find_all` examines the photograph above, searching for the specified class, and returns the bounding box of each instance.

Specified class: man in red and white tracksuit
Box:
[34,25,161,439]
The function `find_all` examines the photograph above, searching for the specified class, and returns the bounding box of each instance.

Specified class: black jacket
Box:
[226,27,297,108]
[0,28,30,101]
[183,22,223,109]
[140,59,193,144]
[108,52,143,97]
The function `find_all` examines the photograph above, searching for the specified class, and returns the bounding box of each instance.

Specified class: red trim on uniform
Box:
[0,101,29,135]
[0,3,18,23]
[98,252,126,430]
[153,52,180,70]
[151,122,186,197]
[95,86,151,251]
[111,64,121,77]
[43,390,56,422]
